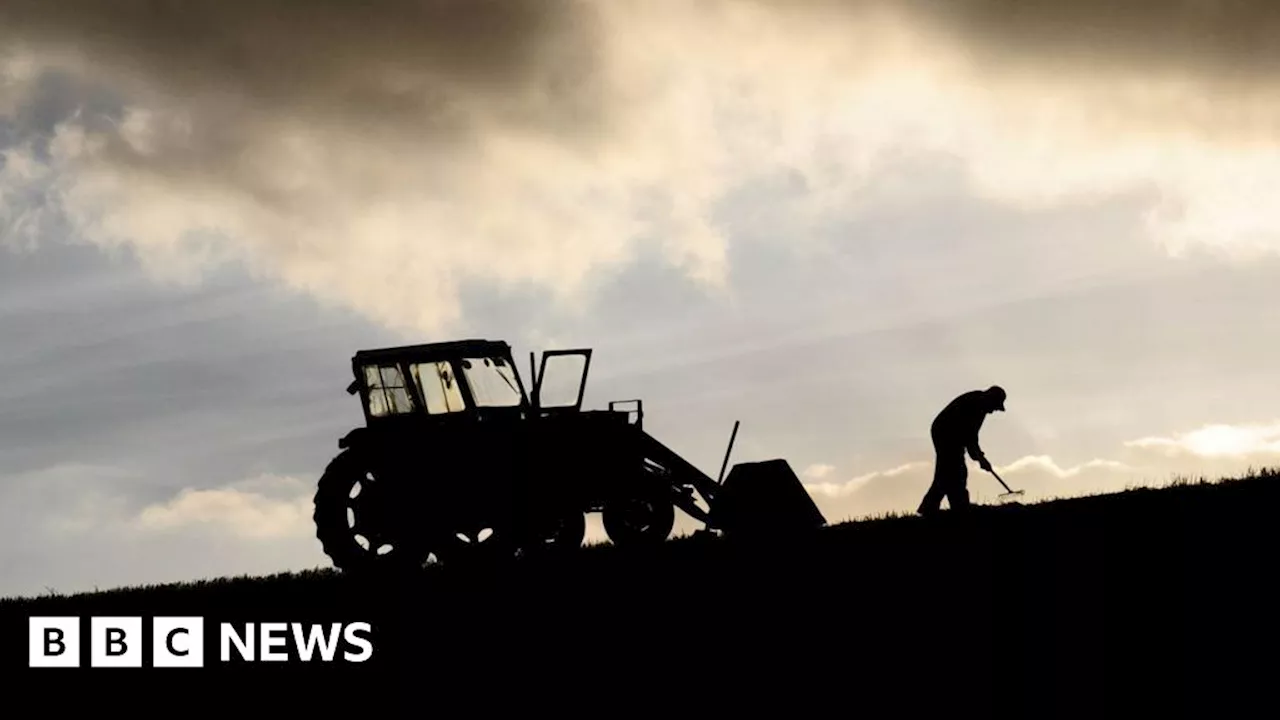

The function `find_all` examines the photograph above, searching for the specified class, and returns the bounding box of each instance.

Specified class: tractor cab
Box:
[346,339,599,426]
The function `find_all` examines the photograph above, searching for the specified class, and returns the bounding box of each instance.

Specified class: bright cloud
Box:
[1125,421,1280,458]
[133,474,315,540]
[805,461,930,498]
[802,463,836,480]
[997,456,1134,478]
[0,464,330,596]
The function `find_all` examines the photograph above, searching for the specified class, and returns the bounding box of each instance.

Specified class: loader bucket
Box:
[709,459,827,538]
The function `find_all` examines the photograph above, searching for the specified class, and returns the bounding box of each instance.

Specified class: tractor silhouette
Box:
[312,339,826,573]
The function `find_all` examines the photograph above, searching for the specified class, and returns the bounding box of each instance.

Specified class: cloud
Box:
[997,456,1133,478]
[774,1,1280,83]
[0,466,335,597]
[805,461,929,498]
[133,474,315,540]
[1125,421,1280,458]
[0,49,38,115]
[0,462,139,538]
[803,463,836,480]
[3,1,1280,340]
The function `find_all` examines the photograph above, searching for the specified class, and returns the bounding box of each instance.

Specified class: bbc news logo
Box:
[29,617,373,667]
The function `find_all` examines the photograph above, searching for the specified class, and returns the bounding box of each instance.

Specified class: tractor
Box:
[312,338,827,573]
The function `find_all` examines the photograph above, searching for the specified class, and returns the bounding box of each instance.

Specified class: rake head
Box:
[988,468,1024,503]
[996,488,1024,503]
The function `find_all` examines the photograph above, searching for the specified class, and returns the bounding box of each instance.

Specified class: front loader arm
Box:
[670,483,713,525]
[632,428,722,526]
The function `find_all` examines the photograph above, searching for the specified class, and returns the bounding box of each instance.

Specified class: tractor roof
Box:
[352,338,513,366]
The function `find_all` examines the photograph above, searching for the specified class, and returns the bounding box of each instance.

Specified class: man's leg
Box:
[918,446,949,515]
[944,465,970,512]
[920,439,965,515]
[930,446,967,512]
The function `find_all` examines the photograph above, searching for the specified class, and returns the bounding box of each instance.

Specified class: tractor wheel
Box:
[603,488,675,547]
[313,451,430,575]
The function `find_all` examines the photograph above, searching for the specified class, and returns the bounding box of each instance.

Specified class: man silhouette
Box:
[917,386,1006,516]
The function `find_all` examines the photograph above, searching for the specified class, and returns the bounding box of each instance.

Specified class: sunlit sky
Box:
[4,0,1280,597]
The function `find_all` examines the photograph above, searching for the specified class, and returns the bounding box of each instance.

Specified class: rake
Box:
[987,467,1024,502]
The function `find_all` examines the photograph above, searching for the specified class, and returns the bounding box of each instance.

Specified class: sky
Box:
[4,0,1280,597]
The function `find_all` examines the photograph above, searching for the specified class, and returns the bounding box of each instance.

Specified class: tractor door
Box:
[532,349,592,414]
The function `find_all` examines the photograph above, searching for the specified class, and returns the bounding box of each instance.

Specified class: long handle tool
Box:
[988,467,1024,500]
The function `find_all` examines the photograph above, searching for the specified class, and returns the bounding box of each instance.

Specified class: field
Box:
[4,468,1278,713]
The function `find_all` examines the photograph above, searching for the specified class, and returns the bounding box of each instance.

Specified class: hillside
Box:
[4,469,1278,713]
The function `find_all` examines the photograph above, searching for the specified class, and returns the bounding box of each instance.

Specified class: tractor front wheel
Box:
[603,489,674,547]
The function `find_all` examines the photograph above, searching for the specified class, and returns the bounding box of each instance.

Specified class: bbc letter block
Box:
[91,617,142,668]
[153,617,204,668]
[29,617,79,668]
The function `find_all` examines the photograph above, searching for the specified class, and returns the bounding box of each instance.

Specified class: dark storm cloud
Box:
[0,0,603,128]
[5,0,1274,139]
[756,0,1280,83]
[2,0,1275,201]
[0,0,610,206]
[922,0,1280,81]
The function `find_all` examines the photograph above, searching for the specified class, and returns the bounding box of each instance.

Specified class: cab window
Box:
[411,361,467,414]
[363,364,416,417]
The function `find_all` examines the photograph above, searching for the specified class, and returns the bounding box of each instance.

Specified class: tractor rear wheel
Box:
[313,451,431,575]
[603,487,674,547]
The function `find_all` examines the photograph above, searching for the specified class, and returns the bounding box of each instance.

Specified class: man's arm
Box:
[964,414,991,469]
[966,438,986,464]
[968,442,993,471]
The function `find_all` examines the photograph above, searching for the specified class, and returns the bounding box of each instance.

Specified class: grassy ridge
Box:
[3,469,1278,712]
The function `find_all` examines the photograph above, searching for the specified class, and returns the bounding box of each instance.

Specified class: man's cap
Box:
[987,385,1006,411]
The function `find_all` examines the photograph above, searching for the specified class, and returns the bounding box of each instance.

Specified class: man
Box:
[917,385,1006,516]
